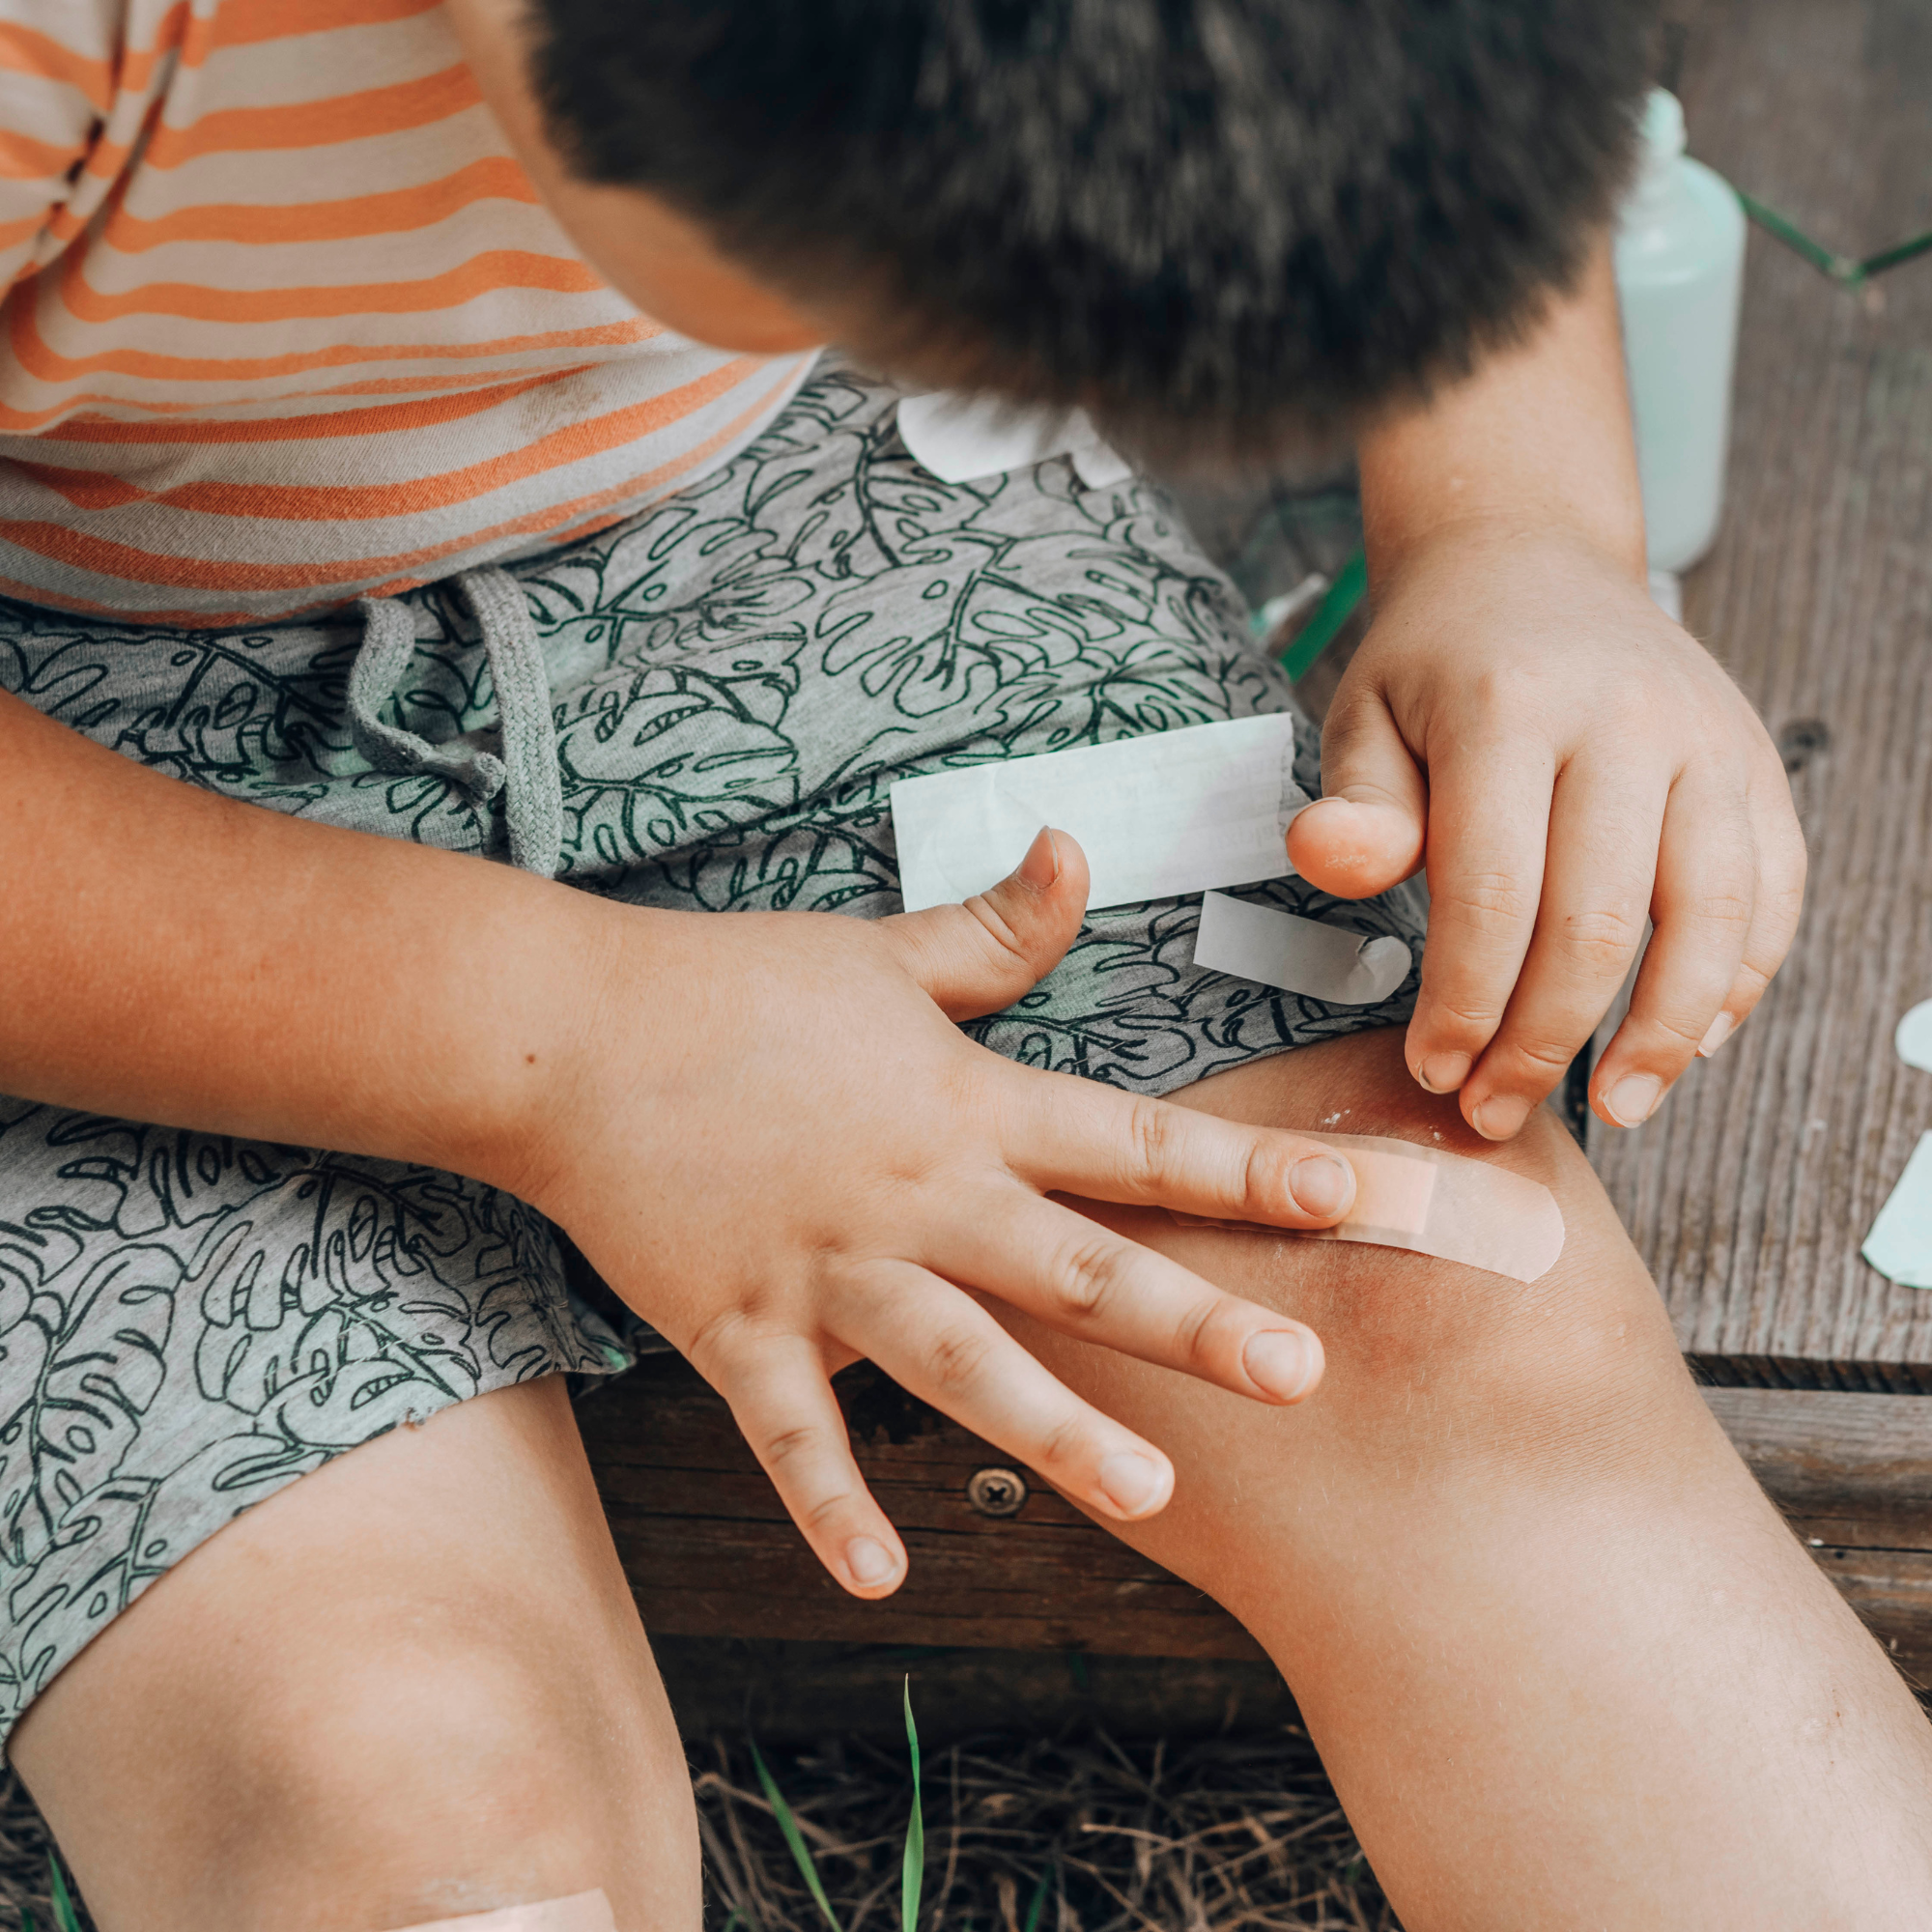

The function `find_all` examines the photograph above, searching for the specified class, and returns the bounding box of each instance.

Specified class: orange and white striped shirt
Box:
[0,0,816,627]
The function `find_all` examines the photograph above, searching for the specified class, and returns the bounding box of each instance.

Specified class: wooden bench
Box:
[583,0,1932,1716]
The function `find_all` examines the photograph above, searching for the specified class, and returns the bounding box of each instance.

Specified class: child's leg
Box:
[10,1378,699,1932]
[1035,1026,1932,1929]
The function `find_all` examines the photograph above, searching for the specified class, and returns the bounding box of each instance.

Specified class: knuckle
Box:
[799,1483,862,1535]
[1763,865,1807,923]
[755,1421,823,1477]
[684,1305,755,1378]
[922,1322,994,1397]
[1239,1138,1289,1218]
[1121,1095,1181,1189]
[1638,1011,1709,1053]
[1676,888,1755,932]
[1172,1292,1230,1377]
[1556,905,1646,962]
[1497,1034,1579,1081]
[1424,997,1507,1041]
[1051,1235,1134,1322]
[960,895,1033,974]
[1439,871,1536,933]
[1034,1411,1093,1480]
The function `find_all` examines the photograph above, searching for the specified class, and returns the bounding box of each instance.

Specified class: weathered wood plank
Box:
[583,1356,1265,1661]
[651,1638,1299,1746]
[1587,0,1932,1386]
[587,1360,1932,1679]
[1703,1386,1932,1548]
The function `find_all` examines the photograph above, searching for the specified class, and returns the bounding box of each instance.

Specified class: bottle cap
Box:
[1641,88,1687,165]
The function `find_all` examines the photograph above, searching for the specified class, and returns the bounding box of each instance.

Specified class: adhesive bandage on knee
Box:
[1179,1131,1566,1284]
[389,1891,617,1932]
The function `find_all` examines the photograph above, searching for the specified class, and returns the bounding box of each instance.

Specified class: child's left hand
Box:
[1286,523,1807,1140]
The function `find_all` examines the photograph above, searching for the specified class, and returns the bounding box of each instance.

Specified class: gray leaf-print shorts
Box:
[0,362,1425,1741]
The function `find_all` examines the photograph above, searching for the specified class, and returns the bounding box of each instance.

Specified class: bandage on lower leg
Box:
[1177,1131,1566,1284]
[388,1890,616,1932]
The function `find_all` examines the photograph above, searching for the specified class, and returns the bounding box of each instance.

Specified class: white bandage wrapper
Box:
[390,1890,616,1932]
[896,391,1134,488]
[1194,891,1411,1006]
[1863,1131,1932,1290]
[1176,1131,1566,1285]
[1896,999,1932,1073]
[891,715,1305,913]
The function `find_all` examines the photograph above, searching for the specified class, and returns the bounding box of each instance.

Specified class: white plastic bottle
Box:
[1613,89,1747,573]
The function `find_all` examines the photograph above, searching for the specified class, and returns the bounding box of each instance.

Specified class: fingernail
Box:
[1289,1151,1353,1218]
[1604,1072,1662,1128]
[1416,1051,1471,1094]
[844,1536,899,1587]
[1696,1011,1737,1059]
[1244,1328,1321,1402]
[1017,825,1060,889]
[1095,1452,1166,1519]
[1469,1094,1531,1141]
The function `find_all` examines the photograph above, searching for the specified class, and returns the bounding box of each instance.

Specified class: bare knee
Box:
[219,1636,611,1905]
[14,1381,702,1932]
[1135,1029,1705,1489]
[114,1623,692,1928]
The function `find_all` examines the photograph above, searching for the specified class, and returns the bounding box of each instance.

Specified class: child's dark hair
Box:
[529,0,1655,465]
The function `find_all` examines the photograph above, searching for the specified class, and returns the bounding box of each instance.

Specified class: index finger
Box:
[1404,728,1556,1100]
[994,1065,1358,1227]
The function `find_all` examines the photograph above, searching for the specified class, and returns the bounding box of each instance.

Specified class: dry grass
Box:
[696,1729,1398,1932]
[0,1771,82,1931]
[0,1727,1393,1932]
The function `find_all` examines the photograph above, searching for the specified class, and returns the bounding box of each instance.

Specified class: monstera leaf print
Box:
[554,665,801,870]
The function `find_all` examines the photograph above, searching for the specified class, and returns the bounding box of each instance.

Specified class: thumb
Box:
[882,826,1091,1020]
[1288,689,1428,898]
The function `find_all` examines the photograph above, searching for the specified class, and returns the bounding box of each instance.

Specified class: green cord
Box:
[1736,188,1932,288]
[1860,227,1932,278]
[1279,545,1367,681]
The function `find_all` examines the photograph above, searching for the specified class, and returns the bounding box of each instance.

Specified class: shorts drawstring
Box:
[349,566,564,878]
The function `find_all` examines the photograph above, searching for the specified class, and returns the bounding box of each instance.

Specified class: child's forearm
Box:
[0,687,595,1189]
[1356,238,1646,582]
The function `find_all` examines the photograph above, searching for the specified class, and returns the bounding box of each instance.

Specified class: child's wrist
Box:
[1364,515,1636,612]
[412,881,627,1209]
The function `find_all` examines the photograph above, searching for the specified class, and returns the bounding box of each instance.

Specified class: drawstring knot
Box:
[348,566,563,878]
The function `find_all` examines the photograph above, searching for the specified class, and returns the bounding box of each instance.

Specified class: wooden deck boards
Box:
[586,1361,1932,1682]
[1593,0,1932,1386]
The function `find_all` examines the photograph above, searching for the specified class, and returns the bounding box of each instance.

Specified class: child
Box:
[0,1,1925,1926]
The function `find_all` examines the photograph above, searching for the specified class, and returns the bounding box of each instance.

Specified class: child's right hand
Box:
[511,829,1354,1598]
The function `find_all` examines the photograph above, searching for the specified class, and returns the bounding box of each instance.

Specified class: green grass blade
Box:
[1020,1861,1055,1932]
[1279,546,1366,681]
[47,1857,80,1932]
[20,1910,36,1932]
[900,1677,925,1932]
[749,1736,843,1932]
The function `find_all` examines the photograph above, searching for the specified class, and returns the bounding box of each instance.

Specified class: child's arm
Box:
[1290,237,1805,1141]
[0,687,1351,1591]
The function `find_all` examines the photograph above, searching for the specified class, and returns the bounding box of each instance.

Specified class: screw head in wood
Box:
[965,1466,1029,1518]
